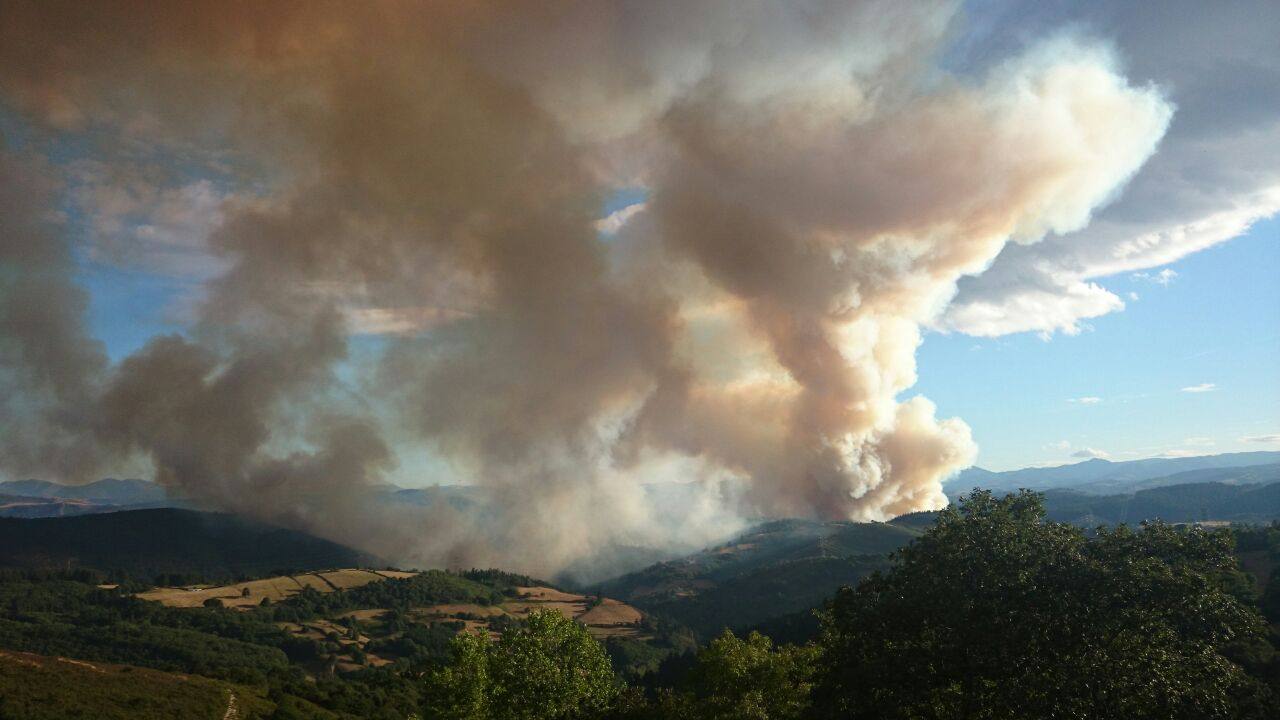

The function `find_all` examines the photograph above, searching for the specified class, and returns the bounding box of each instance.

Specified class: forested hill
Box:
[1042,479,1280,526]
[596,519,923,639]
[0,508,377,581]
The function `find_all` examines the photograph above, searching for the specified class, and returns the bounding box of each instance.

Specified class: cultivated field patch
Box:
[317,569,388,589]
[137,568,416,609]
[412,585,647,641]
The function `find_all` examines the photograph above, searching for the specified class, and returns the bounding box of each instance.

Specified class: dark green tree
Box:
[811,490,1271,720]
[1260,572,1280,623]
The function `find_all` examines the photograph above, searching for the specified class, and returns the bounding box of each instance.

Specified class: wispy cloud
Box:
[1071,447,1109,459]
[1180,383,1215,393]
[594,201,647,235]
[1240,434,1280,444]
[1132,268,1178,285]
[1068,396,1102,404]
[345,306,473,335]
[1182,436,1215,446]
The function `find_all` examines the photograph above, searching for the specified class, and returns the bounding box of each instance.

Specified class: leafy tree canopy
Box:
[426,609,617,720]
[681,629,815,720]
[811,489,1271,720]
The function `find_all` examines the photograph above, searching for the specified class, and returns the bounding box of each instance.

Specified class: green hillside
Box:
[0,649,279,720]
[598,519,922,639]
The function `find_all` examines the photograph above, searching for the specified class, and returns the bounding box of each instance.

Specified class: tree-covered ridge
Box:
[0,508,377,581]
[597,519,920,639]
[1042,479,1280,526]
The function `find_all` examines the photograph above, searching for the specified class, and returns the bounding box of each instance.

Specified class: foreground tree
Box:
[605,630,815,720]
[425,609,617,720]
[811,490,1272,720]
[682,629,815,720]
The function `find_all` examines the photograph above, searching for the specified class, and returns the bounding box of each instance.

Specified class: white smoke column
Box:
[0,2,1172,576]
[599,33,1171,521]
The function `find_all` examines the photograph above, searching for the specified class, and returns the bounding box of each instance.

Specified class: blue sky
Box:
[79,263,189,362]
[917,216,1280,470]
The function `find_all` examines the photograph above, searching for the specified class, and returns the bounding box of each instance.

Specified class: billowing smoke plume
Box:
[0,1,1171,576]
[0,149,110,481]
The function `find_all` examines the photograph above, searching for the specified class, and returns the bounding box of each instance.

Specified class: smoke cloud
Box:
[0,149,111,482]
[0,1,1171,577]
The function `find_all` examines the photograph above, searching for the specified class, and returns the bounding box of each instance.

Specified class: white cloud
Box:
[1182,436,1215,446]
[1180,383,1215,393]
[1128,291,1139,301]
[1240,434,1280,444]
[942,1,1280,338]
[1045,439,1072,451]
[1068,396,1102,404]
[594,201,647,235]
[344,306,472,336]
[942,277,1124,337]
[1132,268,1177,285]
[1071,447,1109,459]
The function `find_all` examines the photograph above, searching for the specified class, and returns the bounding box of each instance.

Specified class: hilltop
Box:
[0,508,377,581]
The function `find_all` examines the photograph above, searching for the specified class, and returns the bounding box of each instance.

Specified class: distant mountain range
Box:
[948,451,1280,496]
[0,477,182,519]
[0,477,169,504]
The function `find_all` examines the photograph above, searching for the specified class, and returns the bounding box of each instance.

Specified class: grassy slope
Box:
[0,650,279,720]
